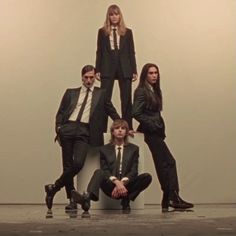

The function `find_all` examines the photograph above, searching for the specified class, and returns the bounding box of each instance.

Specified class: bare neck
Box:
[113,138,125,146]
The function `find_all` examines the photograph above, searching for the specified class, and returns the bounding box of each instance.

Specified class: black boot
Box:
[121,198,131,213]
[71,190,91,212]
[65,198,77,212]
[168,191,194,209]
[161,192,169,212]
[44,184,60,210]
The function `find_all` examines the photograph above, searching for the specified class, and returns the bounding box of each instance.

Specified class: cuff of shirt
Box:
[109,176,117,182]
[121,177,129,183]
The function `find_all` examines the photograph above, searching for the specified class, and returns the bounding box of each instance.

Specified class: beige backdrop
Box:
[0,0,235,204]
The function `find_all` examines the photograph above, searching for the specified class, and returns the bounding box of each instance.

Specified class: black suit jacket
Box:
[100,143,139,182]
[132,87,166,138]
[55,87,120,146]
[95,28,137,78]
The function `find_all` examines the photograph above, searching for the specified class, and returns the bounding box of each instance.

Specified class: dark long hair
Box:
[138,63,163,111]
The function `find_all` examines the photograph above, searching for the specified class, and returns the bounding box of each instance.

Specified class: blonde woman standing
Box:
[95,4,137,130]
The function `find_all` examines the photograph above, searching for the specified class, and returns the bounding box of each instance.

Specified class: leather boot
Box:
[121,198,131,212]
[168,191,194,209]
[161,191,169,212]
[65,198,77,212]
[44,184,60,210]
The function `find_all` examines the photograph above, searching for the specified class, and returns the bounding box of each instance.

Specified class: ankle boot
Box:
[168,190,194,209]
[44,184,60,210]
[161,191,169,212]
[121,198,131,212]
[71,190,91,212]
[65,198,77,211]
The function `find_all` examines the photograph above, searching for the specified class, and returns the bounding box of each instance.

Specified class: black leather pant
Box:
[144,133,179,196]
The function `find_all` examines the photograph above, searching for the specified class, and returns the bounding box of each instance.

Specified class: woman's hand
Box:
[132,73,138,82]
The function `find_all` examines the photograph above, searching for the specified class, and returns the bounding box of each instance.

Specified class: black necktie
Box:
[116,147,122,179]
[76,88,90,121]
[112,28,118,50]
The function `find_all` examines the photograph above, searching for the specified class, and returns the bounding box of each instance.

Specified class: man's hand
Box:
[111,180,128,198]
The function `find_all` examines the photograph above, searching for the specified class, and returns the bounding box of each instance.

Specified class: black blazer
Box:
[55,87,120,146]
[100,143,139,182]
[132,87,166,138]
[95,28,137,78]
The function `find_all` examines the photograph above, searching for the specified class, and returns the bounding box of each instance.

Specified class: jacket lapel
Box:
[119,34,124,50]
[121,144,130,175]
[68,88,81,114]
[106,144,117,176]
[105,33,112,51]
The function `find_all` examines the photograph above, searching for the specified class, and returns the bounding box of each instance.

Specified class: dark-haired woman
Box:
[132,63,193,212]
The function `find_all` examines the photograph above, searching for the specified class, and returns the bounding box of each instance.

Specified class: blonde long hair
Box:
[102,4,127,36]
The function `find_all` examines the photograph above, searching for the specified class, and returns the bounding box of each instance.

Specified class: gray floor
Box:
[0,204,235,236]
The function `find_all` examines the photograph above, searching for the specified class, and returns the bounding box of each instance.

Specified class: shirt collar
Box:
[81,84,94,92]
[147,83,154,92]
[111,26,118,30]
[115,144,124,150]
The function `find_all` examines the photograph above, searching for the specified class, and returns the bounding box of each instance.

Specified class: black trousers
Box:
[87,169,152,202]
[55,121,90,199]
[144,133,179,197]
[101,51,133,130]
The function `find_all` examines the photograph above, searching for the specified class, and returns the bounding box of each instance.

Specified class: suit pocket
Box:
[59,123,76,136]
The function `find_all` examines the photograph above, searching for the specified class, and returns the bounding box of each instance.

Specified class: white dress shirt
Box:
[109,144,129,183]
[69,85,94,123]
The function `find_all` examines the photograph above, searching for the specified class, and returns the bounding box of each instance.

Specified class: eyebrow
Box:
[84,76,94,78]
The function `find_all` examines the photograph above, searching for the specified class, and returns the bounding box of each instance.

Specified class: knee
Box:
[93,169,104,176]
[142,173,152,184]
[73,160,84,172]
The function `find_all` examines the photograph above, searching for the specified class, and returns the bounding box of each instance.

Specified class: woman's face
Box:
[146,66,159,85]
[109,11,120,25]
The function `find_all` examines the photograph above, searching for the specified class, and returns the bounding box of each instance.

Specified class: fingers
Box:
[95,73,101,81]
[117,186,128,196]
[128,130,136,137]
[132,74,138,82]
[112,187,119,198]
[112,186,128,198]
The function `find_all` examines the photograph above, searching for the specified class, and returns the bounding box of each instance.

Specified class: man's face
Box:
[146,67,158,85]
[112,126,127,140]
[82,70,95,88]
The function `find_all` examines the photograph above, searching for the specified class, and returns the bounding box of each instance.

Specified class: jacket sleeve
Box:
[104,93,120,120]
[100,149,113,179]
[95,29,103,73]
[128,29,137,74]
[55,89,70,132]
[125,147,139,182]
[132,88,159,131]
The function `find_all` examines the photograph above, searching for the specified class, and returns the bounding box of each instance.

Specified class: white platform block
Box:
[77,133,145,209]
